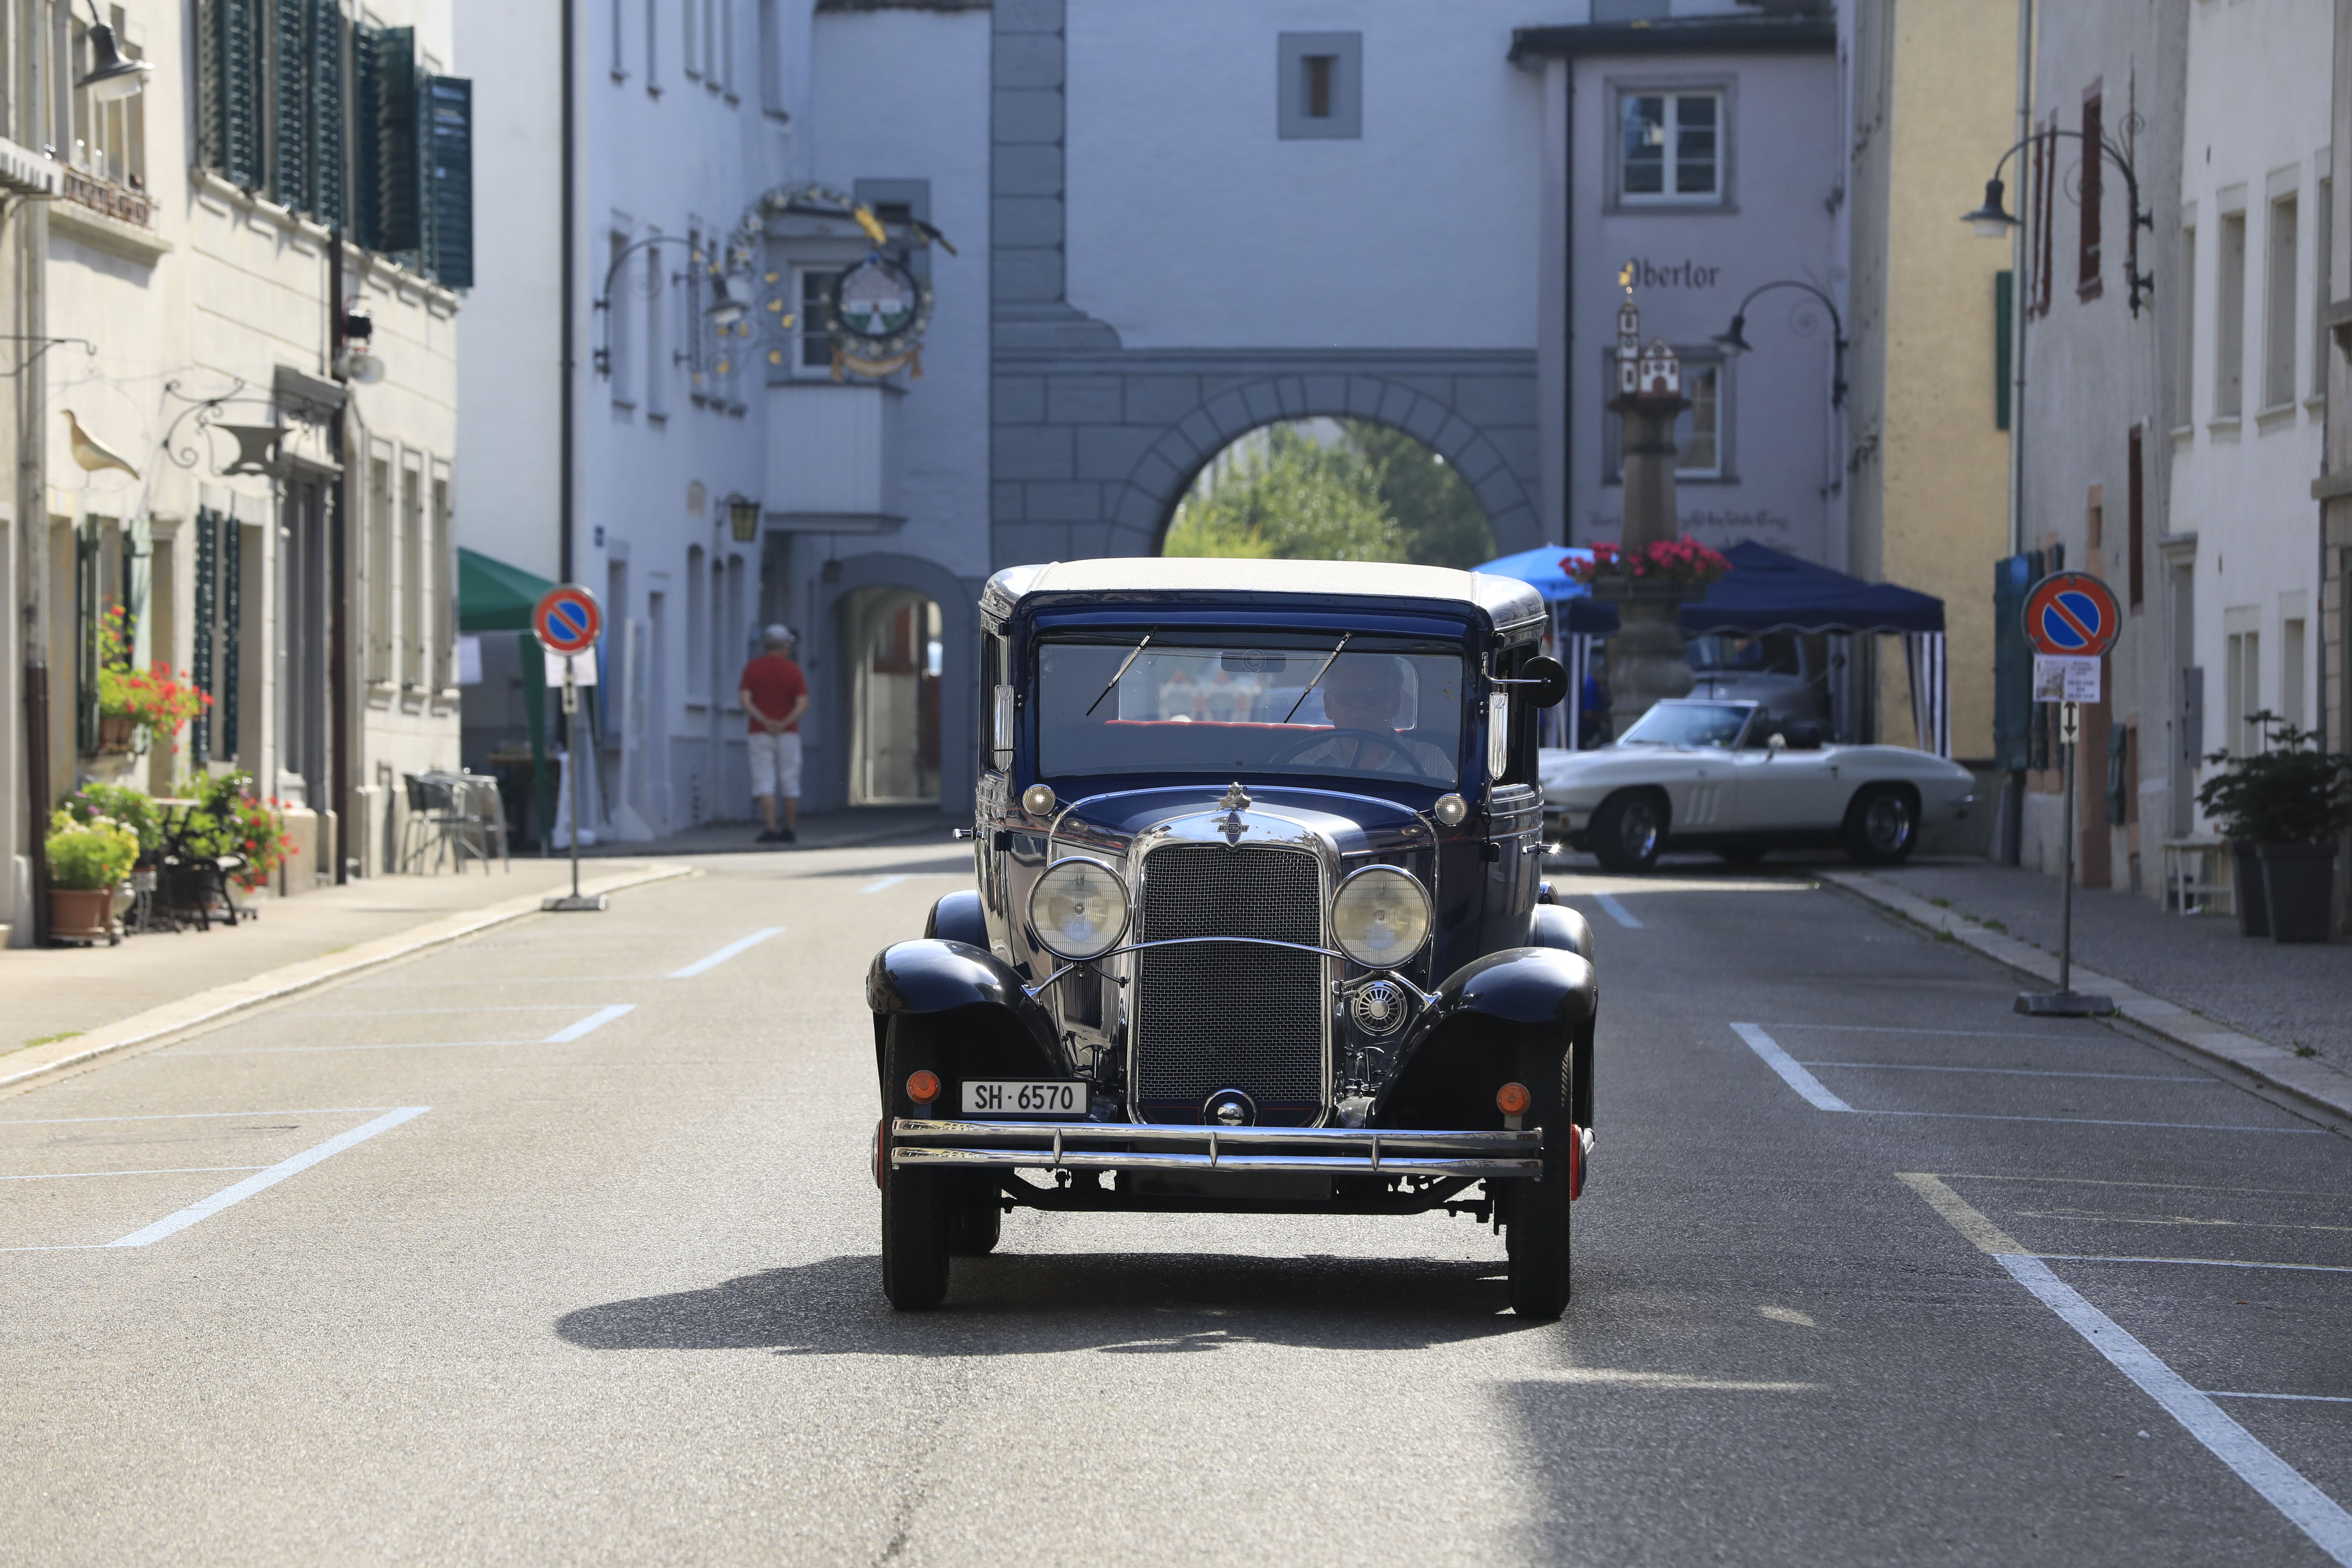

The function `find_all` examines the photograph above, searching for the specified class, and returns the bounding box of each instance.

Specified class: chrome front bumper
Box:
[890,1118,1548,1180]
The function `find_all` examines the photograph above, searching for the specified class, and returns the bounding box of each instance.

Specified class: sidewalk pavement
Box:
[0,858,689,1093]
[577,805,955,858]
[1825,859,2352,1125]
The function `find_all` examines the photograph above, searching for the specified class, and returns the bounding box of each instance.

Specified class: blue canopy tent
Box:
[1476,547,1594,747]
[1493,541,1950,755]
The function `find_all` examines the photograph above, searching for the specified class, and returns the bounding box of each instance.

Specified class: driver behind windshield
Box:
[1283,655,1453,779]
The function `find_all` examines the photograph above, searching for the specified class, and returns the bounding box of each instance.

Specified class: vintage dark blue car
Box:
[867,559,1596,1316]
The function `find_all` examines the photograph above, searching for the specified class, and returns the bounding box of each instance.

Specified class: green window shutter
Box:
[201,0,264,188]
[424,77,472,288]
[353,26,418,255]
[310,0,346,227]
[272,0,309,210]
[192,509,219,768]
[1994,270,2014,431]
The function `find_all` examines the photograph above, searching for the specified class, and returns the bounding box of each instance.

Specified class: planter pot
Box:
[47,886,117,943]
[96,715,138,754]
[2257,842,2339,944]
[2231,842,2270,937]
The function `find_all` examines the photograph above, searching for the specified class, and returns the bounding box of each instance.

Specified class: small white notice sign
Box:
[545,649,599,687]
[2032,654,2100,703]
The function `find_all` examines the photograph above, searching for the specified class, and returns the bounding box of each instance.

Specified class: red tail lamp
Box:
[905,1070,942,1105]
[1496,1082,1531,1117]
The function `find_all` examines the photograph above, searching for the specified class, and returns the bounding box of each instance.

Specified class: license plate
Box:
[959,1079,1087,1117]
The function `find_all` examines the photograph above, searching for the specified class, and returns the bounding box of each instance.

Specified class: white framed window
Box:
[1276,32,1360,140]
[794,266,840,374]
[70,9,145,189]
[2216,208,2247,418]
[682,0,698,78]
[1617,89,1724,206]
[608,225,635,402]
[758,0,786,117]
[2263,191,2299,412]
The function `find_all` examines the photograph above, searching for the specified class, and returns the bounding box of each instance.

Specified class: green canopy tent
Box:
[457,547,565,847]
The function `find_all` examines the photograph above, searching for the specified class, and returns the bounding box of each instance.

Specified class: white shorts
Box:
[748,730,802,800]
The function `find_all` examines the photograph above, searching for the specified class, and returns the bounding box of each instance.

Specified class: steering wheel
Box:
[1267,728,1414,772]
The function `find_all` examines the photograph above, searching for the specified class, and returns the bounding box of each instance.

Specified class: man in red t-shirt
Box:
[740,625,809,843]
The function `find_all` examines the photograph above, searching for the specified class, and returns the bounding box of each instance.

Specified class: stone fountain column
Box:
[1595,341,1698,733]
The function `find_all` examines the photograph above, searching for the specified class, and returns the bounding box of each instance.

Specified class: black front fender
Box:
[1373,946,1597,1131]
[866,939,1068,1088]
[1531,903,1594,962]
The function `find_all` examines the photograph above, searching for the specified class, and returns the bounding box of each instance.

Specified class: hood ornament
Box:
[1217,780,1252,847]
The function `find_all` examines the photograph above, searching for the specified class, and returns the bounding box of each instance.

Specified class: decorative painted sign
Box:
[2022,571,2120,660]
[828,255,932,360]
[533,585,602,656]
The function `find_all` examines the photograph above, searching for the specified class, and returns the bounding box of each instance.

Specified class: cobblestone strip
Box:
[1820,869,2352,1126]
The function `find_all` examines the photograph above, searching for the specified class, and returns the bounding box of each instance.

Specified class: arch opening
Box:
[1158,419,1499,568]
[841,586,943,806]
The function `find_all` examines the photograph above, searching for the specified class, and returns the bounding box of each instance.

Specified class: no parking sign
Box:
[2023,572,2119,704]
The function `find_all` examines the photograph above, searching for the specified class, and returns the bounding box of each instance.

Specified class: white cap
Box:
[763,623,794,644]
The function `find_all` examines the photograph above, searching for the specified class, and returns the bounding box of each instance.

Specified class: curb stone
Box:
[1819,868,2352,1127]
[0,861,696,1097]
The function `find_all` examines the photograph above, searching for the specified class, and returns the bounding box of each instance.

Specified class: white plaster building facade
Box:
[457,0,992,835]
[2171,0,2334,810]
[3,0,469,944]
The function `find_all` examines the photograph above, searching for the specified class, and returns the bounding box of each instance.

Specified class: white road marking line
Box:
[0,1107,400,1127]
[1900,1175,2352,1564]
[1939,1172,2352,1200]
[1874,1110,2322,1135]
[668,927,785,978]
[0,1166,268,1182]
[2017,1209,2352,1236]
[1760,1023,2112,1040]
[544,1004,636,1043]
[1797,1062,2216,1083]
[105,1107,430,1249]
[1729,1023,1852,1112]
[1517,1368,1820,1391]
[2031,1253,2352,1274]
[1996,1253,2352,1564]
[2207,1392,2352,1405]
[350,976,667,987]
[1591,892,1643,929]
[285,1004,604,1017]
[860,875,916,893]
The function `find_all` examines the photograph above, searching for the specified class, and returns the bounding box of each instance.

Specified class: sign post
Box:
[533,586,607,913]
[2017,572,2121,1016]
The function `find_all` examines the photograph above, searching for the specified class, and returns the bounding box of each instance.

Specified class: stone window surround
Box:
[1598,345,1736,484]
[1276,31,1362,141]
[1604,73,1737,215]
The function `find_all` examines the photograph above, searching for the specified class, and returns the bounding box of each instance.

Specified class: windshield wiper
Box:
[1281,633,1352,724]
[1084,633,1154,717]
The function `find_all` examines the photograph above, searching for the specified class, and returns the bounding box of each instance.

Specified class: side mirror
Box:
[1503,654,1570,709]
[1767,731,1788,752]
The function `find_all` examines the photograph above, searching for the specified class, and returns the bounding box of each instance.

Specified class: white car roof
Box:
[982,558,1547,631]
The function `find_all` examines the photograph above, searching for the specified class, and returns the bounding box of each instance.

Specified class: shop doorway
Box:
[842,586,941,805]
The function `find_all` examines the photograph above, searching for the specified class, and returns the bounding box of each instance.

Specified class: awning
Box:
[1560,540,1944,637]
[458,546,556,634]
[1476,546,1594,604]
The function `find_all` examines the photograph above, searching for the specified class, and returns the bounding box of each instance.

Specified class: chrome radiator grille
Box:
[1132,844,1325,1118]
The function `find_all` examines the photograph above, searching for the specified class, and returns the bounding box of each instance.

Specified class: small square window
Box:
[1278,33,1360,140]
[797,268,839,372]
[1618,91,1724,205]
[1602,354,1728,481]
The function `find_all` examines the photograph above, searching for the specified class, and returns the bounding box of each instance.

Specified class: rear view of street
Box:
[2,846,2347,1566]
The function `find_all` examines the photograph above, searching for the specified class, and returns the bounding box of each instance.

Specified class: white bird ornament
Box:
[64,410,139,479]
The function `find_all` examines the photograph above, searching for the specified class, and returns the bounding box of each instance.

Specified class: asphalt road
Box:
[3,842,2348,1566]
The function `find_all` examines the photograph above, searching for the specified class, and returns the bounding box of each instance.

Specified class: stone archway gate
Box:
[988,4,1545,567]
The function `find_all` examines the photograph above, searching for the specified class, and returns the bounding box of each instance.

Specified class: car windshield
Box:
[1616,702,1750,749]
[1037,638,1466,786]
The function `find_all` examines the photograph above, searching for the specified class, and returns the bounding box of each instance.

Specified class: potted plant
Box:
[92,606,211,762]
[2197,713,2352,942]
[44,807,137,944]
[1567,536,1734,596]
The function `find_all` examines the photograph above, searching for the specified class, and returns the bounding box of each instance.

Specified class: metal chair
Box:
[400,773,470,874]
[448,773,511,873]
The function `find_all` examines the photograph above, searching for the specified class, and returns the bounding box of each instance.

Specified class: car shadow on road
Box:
[555,1250,1542,1356]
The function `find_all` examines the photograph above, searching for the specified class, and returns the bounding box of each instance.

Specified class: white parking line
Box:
[173,1039,541,1056]
[105,1107,430,1249]
[1875,1110,2322,1135]
[544,1004,636,1043]
[668,927,785,978]
[1729,1024,1853,1111]
[1760,1023,2109,1040]
[861,875,909,894]
[1591,893,1643,929]
[1901,1175,2352,1566]
[287,1004,601,1017]
[2208,1392,2352,1405]
[1796,1062,2216,1084]
[0,1166,267,1182]
[2031,1253,2352,1274]
[0,1107,401,1127]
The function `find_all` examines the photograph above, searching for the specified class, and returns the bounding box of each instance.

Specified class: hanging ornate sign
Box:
[824,254,933,379]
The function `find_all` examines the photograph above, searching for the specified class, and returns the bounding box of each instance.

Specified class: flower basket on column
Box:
[1573,540,1731,734]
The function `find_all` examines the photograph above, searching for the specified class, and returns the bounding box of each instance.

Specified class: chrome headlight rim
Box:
[1026,855,1132,961]
[1329,863,1433,967]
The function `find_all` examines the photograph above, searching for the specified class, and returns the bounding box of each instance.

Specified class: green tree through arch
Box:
[1163,421,1498,568]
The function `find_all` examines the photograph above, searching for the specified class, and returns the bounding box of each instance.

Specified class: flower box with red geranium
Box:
[1568,537,1733,595]
[92,607,212,755]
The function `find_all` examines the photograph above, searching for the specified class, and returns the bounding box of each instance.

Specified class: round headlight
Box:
[1331,866,1432,967]
[1433,793,1469,828]
[1027,858,1130,960]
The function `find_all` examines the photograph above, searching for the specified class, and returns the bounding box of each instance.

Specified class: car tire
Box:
[881,1018,952,1311]
[1589,791,1665,873]
[1716,845,1769,867]
[1506,1043,1575,1320]
[946,1182,1003,1257]
[1843,784,1919,866]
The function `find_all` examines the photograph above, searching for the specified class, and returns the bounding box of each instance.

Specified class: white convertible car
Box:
[1540,699,1976,872]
